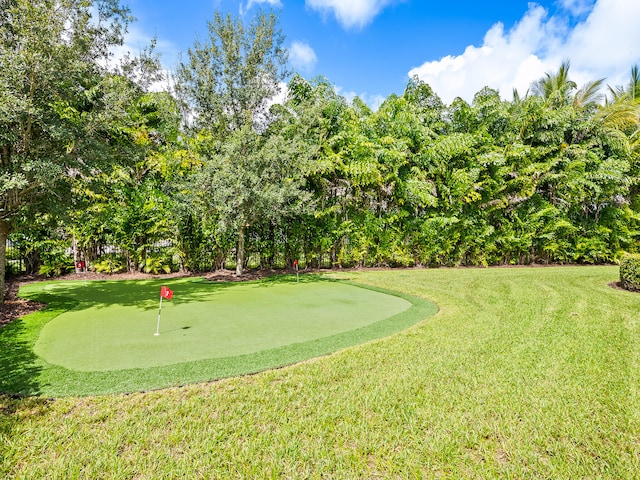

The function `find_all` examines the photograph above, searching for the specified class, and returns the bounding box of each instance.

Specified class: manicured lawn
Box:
[0,275,435,396]
[1,266,639,478]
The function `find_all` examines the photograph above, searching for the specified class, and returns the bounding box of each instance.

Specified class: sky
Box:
[122,0,640,107]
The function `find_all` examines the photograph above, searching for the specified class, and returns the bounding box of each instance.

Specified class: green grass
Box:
[1,266,639,478]
[0,275,435,396]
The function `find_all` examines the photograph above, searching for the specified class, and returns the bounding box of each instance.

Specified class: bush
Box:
[91,254,126,274]
[140,252,179,275]
[39,257,74,277]
[619,253,640,291]
[5,261,23,278]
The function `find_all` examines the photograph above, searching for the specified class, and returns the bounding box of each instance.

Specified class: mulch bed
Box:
[608,280,636,292]
[0,280,46,328]
[204,269,282,282]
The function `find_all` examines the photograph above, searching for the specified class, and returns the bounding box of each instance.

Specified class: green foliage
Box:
[619,253,640,290]
[140,252,179,275]
[2,11,639,282]
[38,244,74,277]
[175,9,294,275]
[0,0,161,299]
[4,261,23,278]
[90,255,126,274]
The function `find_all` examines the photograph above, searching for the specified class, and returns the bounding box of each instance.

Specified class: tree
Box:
[175,9,288,134]
[601,66,640,153]
[608,65,640,102]
[0,0,141,303]
[531,60,578,107]
[531,59,604,109]
[68,91,182,272]
[175,9,290,275]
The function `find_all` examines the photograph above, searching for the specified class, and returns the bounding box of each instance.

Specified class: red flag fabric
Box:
[293,260,298,267]
[160,285,173,300]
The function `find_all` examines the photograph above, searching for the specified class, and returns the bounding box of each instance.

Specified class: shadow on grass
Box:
[0,295,78,396]
[20,273,331,312]
[0,274,332,395]
[0,319,43,396]
[2,274,438,396]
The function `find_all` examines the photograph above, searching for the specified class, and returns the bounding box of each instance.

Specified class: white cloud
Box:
[240,0,283,16]
[408,0,640,105]
[558,0,595,16]
[564,0,640,84]
[335,86,385,111]
[107,24,178,92]
[306,0,398,29]
[289,41,318,73]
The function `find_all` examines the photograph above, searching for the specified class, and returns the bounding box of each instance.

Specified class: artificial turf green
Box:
[0,275,437,397]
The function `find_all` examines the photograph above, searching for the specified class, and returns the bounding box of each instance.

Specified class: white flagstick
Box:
[155,295,163,336]
[296,263,299,283]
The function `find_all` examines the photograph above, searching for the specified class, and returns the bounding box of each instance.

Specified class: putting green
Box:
[34,280,411,371]
[1,276,437,396]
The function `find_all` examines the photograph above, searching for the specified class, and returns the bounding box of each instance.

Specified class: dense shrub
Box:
[38,242,74,277]
[619,253,640,291]
[140,251,179,275]
[91,254,127,274]
[5,261,23,278]
[39,257,74,277]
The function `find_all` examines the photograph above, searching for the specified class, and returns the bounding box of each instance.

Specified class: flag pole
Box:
[155,295,163,336]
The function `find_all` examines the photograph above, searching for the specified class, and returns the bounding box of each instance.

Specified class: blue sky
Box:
[123,0,640,107]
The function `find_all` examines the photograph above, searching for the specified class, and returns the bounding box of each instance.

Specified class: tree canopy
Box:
[175,9,292,275]
[0,0,161,301]
[2,5,640,302]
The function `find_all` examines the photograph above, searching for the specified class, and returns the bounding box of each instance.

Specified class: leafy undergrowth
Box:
[1,266,639,478]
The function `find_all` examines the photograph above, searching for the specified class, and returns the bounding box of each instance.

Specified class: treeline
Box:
[179,69,639,270]
[2,4,640,287]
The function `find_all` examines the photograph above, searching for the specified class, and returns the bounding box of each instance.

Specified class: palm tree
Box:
[573,79,605,108]
[531,60,577,107]
[531,59,604,109]
[601,66,640,139]
[598,66,640,167]
[607,65,640,102]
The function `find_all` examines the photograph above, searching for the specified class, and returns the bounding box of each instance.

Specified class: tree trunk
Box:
[0,220,10,304]
[236,226,245,276]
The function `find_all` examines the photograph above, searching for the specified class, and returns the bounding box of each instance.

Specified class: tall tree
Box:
[175,9,290,275]
[530,60,578,107]
[602,66,640,146]
[68,91,182,272]
[0,0,138,302]
[531,59,604,109]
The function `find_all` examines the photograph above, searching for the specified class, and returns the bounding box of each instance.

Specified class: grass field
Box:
[0,276,435,396]
[1,266,639,478]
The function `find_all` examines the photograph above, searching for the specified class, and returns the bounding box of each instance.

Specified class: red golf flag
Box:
[160,285,173,300]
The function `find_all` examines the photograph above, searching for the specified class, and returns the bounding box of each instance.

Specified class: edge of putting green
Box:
[0,277,438,397]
